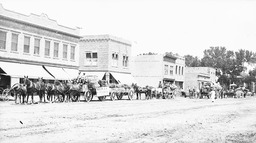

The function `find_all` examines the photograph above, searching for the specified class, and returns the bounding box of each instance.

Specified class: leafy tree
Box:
[184,55,201,67]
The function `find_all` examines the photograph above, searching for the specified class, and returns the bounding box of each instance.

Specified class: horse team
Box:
[9,76,87,104]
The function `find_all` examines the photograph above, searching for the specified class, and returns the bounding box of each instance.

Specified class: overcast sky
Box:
[1,0,256,58]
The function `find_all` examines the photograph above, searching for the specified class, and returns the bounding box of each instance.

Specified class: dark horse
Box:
[45,83,56,102]
[9,83,27,104]
[53,80,70,102]
[23,76,46,103]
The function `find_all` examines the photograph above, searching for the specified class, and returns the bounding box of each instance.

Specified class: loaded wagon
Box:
[81,75,134,102]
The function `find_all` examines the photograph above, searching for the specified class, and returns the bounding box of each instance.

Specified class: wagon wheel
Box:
[110,92,116,101]
[0,87,3,95]
[163,93,168,99]
[128,91,134,100]
[1,89,10,101]
[117,93,123,100]
[84,91,93,102]
[98,96,106,101]
[46,94,51,101]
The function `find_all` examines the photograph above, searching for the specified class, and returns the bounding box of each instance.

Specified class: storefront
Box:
[0,61,79,86]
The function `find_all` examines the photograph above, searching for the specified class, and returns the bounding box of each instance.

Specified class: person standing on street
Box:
[210,87,216,102]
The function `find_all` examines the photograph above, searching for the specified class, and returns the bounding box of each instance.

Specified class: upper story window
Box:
[182,67,184,75]
[170,66,174,75]
[175,65,178,75]
[24,36,30,53]
[84,52,98,66]
[179,66,181,75]
[34,38,40,55]
[70,46,75,60]
[54,42,59,58]
[164,65,168,75]
[45,40,50,57]
[112,53,118,67]
[123,55,129,67]
[11,33,18,52]
[0,31,6,50]
[63,44,68,59]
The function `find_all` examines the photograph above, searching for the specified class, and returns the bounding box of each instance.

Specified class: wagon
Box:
[82,84,134,102]
[109,84,134,100]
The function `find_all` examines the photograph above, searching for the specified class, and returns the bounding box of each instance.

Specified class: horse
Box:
[36,77,46,103]
[131,83,141,100]
[23,76,39,104]
[54,80,70,102]
[67,80,83,102]
[9,83,27,104]
[45,83,57,102]
[199,87,210,99]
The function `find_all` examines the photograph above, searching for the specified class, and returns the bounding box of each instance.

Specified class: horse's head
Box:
[38,77,44,82]
[23,76,30,85]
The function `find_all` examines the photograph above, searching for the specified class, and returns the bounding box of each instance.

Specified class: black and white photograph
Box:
[0,0,256,142]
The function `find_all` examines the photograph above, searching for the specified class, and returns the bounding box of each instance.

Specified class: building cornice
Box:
[80,35,132,46]
[0,4,81,38]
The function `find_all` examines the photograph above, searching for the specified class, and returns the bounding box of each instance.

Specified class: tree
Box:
[200,46,227,69]
[184,55,201,67]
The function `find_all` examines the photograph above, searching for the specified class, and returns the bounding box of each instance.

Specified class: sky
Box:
[1,0,256,58]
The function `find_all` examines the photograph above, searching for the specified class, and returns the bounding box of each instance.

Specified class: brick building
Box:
[79,35,136,85]
[185,67,217,92]
[0,4,80,88]
[131,53,185,88]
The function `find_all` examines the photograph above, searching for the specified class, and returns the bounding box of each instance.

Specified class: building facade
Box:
[185,67,217,92]
[0,4,80,88]
[131,53,185,89]
[79,35,136,85]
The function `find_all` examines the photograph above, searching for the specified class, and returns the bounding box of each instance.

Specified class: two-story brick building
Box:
[131,53,185,88]
[0,4,80,88]
[79,35,136,85]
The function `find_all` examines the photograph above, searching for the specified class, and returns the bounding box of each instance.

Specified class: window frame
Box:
[11,33,18,52]
[23,36,30,54]
[63,44,68,59]
[53,42,59,58]
[44,40,50,57]
[34,38,40,55]
[70,46,75,60]
[0,31,7,50]
[84,51,98,66]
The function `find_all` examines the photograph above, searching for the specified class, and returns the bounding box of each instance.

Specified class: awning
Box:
[110,72,137,85]
[62,68,79,79]
[82,72,105,80]
[0,61,53,79]
[43,66,70,80]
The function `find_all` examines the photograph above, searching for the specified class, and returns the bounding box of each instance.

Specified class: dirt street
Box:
[0,96,256,143]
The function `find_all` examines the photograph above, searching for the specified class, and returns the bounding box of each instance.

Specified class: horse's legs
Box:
[14,93,17,104]
[27,94,29,104]
[32,94,34,104]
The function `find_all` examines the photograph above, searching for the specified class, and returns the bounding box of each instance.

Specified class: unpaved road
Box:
[0,96,256,143]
